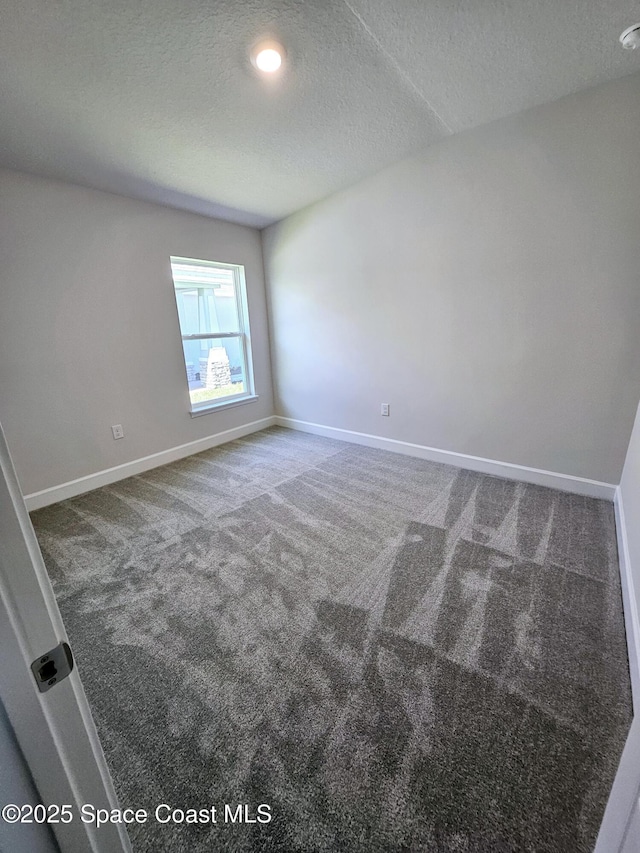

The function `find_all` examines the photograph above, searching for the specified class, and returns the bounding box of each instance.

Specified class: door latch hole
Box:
[31,642,74,693]
[38,660,57,681]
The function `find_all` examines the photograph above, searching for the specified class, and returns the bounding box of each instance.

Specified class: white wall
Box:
[0,169,274,496]
[263,72,640,483]
[611,396,640,853]
[620,398,640,700]
[621,396,640,620]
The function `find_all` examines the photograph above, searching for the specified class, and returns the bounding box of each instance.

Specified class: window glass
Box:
[170,258,253,411]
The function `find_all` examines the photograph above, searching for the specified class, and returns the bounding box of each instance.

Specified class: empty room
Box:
[1,2,640,852]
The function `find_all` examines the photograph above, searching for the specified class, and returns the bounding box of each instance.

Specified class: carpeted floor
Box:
[31,427,632,853]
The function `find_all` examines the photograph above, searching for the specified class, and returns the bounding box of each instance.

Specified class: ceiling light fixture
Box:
[620,23,640,49]
[250,39,285,73]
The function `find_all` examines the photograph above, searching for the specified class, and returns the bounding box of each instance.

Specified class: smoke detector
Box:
[620,24,640,49]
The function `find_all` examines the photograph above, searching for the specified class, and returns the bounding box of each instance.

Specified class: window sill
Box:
[189,395,259,418]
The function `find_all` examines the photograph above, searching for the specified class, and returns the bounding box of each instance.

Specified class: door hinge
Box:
[31,642,74,693]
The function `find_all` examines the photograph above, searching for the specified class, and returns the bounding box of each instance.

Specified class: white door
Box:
[0,422,131,853]
[595,714,640,853]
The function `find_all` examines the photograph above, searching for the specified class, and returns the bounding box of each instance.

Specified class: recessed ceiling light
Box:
[250,39,285,74]
[620,24,640,49]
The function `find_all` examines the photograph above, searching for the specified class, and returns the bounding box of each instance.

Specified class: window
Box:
[170,257,256,414]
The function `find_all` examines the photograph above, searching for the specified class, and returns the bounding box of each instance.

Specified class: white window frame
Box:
[170,256,257,416]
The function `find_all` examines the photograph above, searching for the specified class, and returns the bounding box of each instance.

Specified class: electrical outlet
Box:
[111,424,124,440]
[381,403,390,417]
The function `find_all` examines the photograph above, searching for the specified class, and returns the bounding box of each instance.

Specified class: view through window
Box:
[170,257,254,412]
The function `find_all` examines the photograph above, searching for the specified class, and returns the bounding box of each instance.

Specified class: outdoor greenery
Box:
[190,382,245,404]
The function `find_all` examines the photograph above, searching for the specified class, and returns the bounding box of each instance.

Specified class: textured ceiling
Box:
[1,0,639,227]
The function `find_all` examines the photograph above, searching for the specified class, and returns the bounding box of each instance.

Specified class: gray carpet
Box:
[31,427,632,853]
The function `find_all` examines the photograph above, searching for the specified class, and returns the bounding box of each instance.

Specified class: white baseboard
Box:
[24,416,277,511]
[614,488,640,714]
[275,417,617,500]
